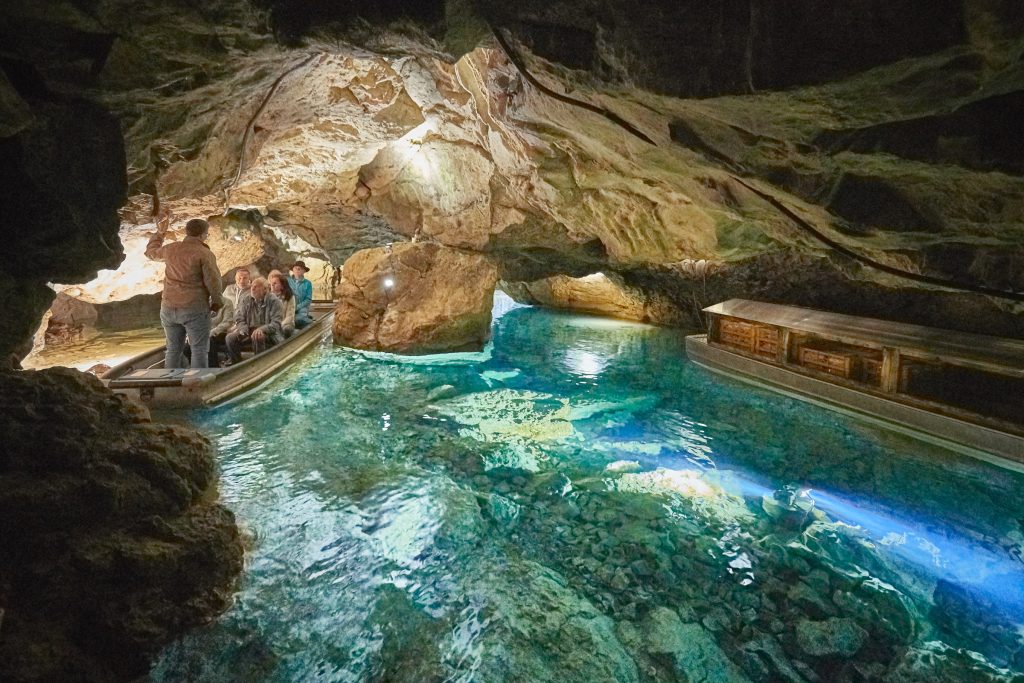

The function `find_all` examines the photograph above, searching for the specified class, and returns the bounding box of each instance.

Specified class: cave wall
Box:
[477,0,970,97]
[3,0,1024,361]
[0,65,126,361]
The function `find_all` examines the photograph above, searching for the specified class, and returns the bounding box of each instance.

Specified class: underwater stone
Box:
[473,560,639,683]
[739,635,807,683]
[762,488,816,531]
[883,640,1018,681]
[425,384,457,401]
[642,607,751,681]
[787,581,838,619]
[643,606,692,654]
[795,617,869,658]
[484,493,521,529]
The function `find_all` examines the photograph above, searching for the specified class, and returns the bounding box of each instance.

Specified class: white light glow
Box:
[390,121,437,180]
[658,469,715,497]
[411,150,434,178]
[383,278,395,288]
[562,347,609,378]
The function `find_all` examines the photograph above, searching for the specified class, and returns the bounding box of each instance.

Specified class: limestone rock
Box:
[0,81,126,360]
[642,606,691,654]
[0,367,244,682]
[478,0,967,97]
[332,242,498,353]
[504,272,686,325]
[796,617,869,658]
[5,0,1024,362]
[49,292,98,328]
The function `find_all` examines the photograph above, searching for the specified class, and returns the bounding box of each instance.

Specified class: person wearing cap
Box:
[145,213,223,369]
[288,260,314,329]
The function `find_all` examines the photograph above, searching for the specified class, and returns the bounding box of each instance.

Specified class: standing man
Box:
[145,213,223,369]
[225,277,283,364]
[208,267,251,366]
[288,260,314,329]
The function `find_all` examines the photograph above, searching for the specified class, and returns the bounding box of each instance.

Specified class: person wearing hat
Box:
[288,260,314,328]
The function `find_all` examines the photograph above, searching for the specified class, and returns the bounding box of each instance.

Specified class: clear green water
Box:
[151,303,1024,682]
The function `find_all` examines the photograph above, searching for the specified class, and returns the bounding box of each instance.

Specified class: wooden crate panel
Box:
[861,357,882,385]
[719,319,755,350]
[754,327,780,358]
[799,347,853,378]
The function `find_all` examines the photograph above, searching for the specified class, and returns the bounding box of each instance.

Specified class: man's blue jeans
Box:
[160,304,211,369]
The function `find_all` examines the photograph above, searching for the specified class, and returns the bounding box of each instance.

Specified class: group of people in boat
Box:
[145,213,314,369]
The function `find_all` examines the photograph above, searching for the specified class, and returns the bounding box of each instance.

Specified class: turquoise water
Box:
[152,303,1024,682]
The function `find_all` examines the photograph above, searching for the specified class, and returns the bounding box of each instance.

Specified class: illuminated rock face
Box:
[504,272,686,325]
[4,0,1024,361]
[102,17,1022,336]
[333,242,499,353]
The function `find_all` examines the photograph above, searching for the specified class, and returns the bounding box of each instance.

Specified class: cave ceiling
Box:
[2,0,1024,356]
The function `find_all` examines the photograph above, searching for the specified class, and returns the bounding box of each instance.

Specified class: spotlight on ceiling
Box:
[383,277,395,289]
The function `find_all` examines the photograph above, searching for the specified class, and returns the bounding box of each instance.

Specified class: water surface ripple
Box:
[151,306,1024,682]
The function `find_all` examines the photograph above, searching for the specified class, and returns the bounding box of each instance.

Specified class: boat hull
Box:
[685,334,1024,472]
[105,311,333,409]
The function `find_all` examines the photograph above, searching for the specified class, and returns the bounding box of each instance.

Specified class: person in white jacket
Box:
[208,268,251,366]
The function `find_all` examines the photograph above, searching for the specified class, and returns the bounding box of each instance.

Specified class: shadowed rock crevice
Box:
[814,90,1024,176]
[478,0,968,97]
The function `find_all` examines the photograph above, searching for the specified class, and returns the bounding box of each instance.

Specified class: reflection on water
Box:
[151,307,1024,682]
[22,327,165,370]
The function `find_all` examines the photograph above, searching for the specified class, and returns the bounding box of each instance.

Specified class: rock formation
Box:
[504,272,686,325]
[2,0,1018,357]
[333,242,498,353]
[0,1,1022,680]
[2,2,1023,359]
[0,10,245,681]
[0,59,125,362]
[0,367,244,682]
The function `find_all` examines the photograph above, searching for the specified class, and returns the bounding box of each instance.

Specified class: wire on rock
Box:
[225,52,320,203]
[490,26,656,146]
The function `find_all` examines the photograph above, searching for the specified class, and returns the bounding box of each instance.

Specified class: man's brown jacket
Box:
[145,233,224,310]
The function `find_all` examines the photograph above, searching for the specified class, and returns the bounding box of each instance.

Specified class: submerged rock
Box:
[333,242,498,354]
[883,640,1021,682]
[641,607,750,682]
[0,367,243,682]
[795,617,869,658]
[471,559,639,683]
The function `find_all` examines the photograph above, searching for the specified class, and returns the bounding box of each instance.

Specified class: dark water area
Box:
[151,302,1024,682]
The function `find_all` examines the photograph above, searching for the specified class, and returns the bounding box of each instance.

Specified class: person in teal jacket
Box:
[288,261,314,328]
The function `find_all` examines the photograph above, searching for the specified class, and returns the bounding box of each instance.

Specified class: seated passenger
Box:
[208,267,251,366]
[288,261,314,329]
[225,277,283,364]
[269,270,296,337]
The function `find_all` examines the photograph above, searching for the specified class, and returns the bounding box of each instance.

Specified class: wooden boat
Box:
[103,302,334,409]
[685,299,1024,471]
